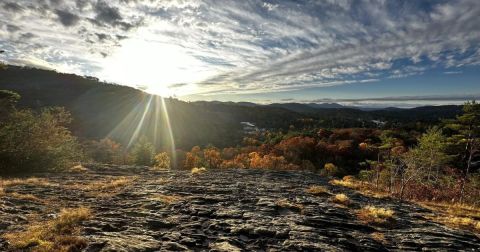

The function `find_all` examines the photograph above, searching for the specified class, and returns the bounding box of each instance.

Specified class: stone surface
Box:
[0,165,479,251]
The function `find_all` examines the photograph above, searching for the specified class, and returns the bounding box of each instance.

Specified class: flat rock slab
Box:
[1,165,479,251]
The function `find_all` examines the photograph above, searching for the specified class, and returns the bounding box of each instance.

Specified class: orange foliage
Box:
[204,147,222,169]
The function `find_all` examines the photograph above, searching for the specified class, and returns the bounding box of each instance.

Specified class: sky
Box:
[1,0,480,107]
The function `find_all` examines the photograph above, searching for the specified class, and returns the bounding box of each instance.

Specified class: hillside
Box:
[0,65,463,148]
[0,65,301,149]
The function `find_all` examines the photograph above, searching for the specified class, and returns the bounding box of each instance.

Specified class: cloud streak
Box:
[0,0,479,98]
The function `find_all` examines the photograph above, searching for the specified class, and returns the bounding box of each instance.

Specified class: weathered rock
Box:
[0,166,479,251]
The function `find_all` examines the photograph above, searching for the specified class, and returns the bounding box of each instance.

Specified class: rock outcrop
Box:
[1,165,479,251]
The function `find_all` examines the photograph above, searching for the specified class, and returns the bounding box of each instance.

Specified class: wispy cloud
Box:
[0,0,479,97]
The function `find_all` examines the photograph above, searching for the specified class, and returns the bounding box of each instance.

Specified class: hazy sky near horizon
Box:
[1,0,480,107]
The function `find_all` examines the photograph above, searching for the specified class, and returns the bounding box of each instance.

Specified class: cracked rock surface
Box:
[1,165,479,251]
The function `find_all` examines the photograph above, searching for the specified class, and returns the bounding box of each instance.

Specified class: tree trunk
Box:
[459,142,473,204]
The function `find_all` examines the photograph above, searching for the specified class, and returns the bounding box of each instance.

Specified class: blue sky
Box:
[1,0,479,107]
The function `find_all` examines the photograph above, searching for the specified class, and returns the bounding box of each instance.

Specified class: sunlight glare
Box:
[101,37,213,97]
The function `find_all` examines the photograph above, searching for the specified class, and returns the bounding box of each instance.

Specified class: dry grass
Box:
[357,205,395,225]
[1,178,52,187]
[149,194,182,204]
[370,232,386,244]
[329,177,390,199]
[332,193,351,206]
[154,177,172,184]
[329,178,360,189]
[420,202,480,234]
[3,207,92,252]
[0,186,4,197]
[69,164,88,173]
[305,185,330,196]
[431,216,480,234]
[191,167,207,175]
[420,202,480,219]
[275,199,304,212]
[8,192,41,202]
[68,177,134,191]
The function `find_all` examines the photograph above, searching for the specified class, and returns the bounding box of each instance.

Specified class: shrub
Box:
[131,137,155,166]
[153,152,170,170]
[323,163,341,176]
[84,138,124,164]
[0,104,82,173]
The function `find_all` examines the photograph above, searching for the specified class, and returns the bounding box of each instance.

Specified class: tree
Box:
[398,127,449,200]
[184,146,203,169]
[85,138,123,164]
[131,137,155,166]
[0,103,82,173]
[417,127,449,182]
[0,90,20,119]
[153,152,170,170]
[204,146,222,169]
[445,101,480,203]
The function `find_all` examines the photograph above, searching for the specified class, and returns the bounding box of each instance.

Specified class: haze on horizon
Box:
[1,0,480,108]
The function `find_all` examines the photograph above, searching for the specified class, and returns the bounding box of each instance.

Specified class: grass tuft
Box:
[1,178,52,187]
[3,207,92,252]
[332,193,351,206]
[150,194,182,205]
[305,185,330,196]
[8,192,41,201]
[69,164,88,173]
[191,167,207,175]
[275,199,304,212]
[357,205,395,225]
[329,178,359,189]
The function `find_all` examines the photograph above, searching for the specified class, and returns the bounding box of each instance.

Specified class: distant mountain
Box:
[0,65,463,148]
[306,103,345,109]
[268,103,320,113]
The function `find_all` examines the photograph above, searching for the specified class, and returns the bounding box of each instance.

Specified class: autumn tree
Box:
[184,146,203,169]
[153,152,170,170]
[204,146,222,169]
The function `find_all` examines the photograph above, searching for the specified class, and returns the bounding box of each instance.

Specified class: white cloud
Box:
[0,0,479,96]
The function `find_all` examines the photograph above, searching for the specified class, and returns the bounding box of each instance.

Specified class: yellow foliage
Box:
[153,152,170,170]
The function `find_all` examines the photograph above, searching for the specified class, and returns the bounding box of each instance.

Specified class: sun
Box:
[100,36,212,97]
